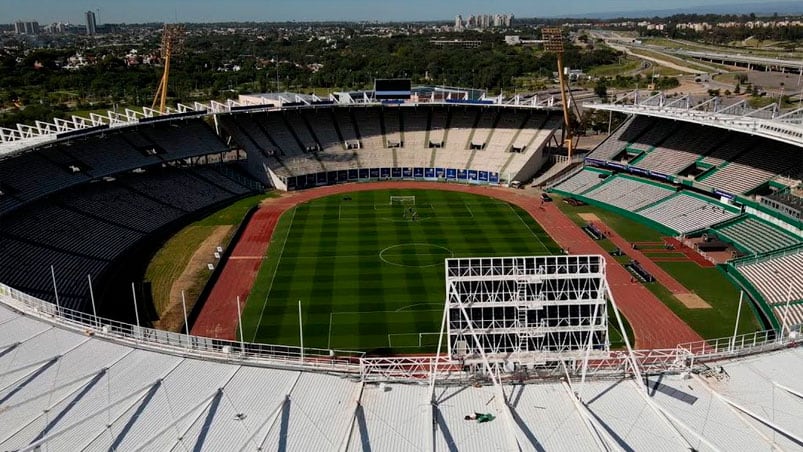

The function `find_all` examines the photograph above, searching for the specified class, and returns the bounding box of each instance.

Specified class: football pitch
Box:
[240,189,563,353]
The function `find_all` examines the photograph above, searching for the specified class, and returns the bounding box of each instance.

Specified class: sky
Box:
[0,0,790,24]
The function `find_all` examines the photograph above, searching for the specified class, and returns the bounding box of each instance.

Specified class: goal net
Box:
[389,196,415,206]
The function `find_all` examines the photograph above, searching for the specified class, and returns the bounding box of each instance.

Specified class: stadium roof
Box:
[585,93,803,149]
[2,290,803,450]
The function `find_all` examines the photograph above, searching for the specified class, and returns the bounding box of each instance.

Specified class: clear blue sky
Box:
[0,0,783,24]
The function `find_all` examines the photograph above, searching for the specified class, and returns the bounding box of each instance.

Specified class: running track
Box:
[192,182,703,349]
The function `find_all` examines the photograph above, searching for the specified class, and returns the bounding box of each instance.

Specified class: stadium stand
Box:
[352,107,385,150]
[636,193,738,234]
[631,123,725,175]
[137,119,228,159]
[626,119,677,152]
[0,164,258,312]
[260,112,304,155]
[699,139,803,194]
[401,108,429,150]
[468,108,498,150]
[583,176,675,211]
[698,133,753,167]
[550,168,607,194]
[382,107,403,148]
[428,107,448,148]
[260,113,324,174]
[303,109,341,151]
[713,217,800,255]
[44,135,155,177]
[284,110,320,152]
[485,109,528,154]
[0,152,89,212]
[585,116,655,161]
[351,108,389,168]
[509,112,548,152]
[736,251,803,305]
[432,111,475,169]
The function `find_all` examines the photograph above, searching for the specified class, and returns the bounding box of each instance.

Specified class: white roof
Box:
[1,302,803,451]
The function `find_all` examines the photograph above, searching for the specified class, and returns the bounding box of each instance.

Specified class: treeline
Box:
[0,32,620,128]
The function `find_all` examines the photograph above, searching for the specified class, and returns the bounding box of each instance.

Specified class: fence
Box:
[1,281,800,383]
[0,282,364,374]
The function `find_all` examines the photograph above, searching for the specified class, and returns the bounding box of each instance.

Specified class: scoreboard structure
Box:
[445,255,609,367]
[373,79,412,100]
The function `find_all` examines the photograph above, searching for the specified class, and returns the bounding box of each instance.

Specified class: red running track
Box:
[192,182,703,349]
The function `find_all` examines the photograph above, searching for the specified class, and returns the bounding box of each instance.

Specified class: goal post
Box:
[389,195,415,206]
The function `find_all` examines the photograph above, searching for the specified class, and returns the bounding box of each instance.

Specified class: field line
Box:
[464,202,474,218]
[251,207,297,342]
[331,309,442,315]
[509,204,547,251]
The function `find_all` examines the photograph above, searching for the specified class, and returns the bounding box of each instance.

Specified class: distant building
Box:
[457,13,512,30]
[85,10,97,36]
[14,20,40,35]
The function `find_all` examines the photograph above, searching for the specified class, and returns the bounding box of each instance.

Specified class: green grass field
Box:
[240,189,569,353]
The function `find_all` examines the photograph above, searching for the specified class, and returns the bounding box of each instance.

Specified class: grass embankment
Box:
[146,193,272,330]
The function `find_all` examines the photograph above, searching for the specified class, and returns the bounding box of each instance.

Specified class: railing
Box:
[677,329,783,357]
[0,282,364,374]
[2,281,801,383]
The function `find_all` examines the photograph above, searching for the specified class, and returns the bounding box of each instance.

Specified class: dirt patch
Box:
[578,213,601,223]
[155,225,233,332]
[674,293,712,309]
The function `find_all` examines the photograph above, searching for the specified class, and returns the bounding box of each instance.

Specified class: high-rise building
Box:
[14,21,40,35]
[455,15,463,30]
[85,10,97,36]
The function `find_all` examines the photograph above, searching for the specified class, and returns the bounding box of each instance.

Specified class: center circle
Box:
[379,243,455,268]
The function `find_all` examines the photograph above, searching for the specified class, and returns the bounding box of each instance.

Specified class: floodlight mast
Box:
[152,24,186,114]
[542,27,574,159]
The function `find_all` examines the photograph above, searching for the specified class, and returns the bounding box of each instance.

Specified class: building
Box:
[13,20,40,35]
[455,15,463,30]
[85,10,97,36]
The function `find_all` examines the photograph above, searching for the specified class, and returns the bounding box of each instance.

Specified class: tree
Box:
[594,79,608,101]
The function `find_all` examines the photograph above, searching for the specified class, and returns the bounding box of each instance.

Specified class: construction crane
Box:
[152,24,185,114]
[541,27,574,159]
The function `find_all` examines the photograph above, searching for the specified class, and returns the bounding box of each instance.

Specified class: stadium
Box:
[0,79,802,450]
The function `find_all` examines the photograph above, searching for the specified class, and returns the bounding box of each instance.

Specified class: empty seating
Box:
[714,217,800,255]
[551,169,607,194]
[736,251,803,305]
[0,152,88,211]
[0,164,258,312]
[303,109,340,151]
[637,193,738,234]
[586,116,654,161]
[285,111,319,151]
[633,123,723,175]
[584,176,674,211]
[700,139,803,194]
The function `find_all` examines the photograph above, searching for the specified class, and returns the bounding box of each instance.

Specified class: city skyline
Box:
[2,0,799,24]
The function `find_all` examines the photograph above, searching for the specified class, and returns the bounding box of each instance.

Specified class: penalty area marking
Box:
[395,303,443,312]
[379,243,455,268]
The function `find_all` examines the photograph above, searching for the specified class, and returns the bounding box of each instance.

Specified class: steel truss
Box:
[445,255,609,366]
